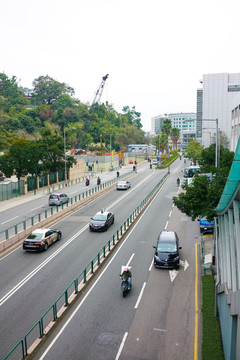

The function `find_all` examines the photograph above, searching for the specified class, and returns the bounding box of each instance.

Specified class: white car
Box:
[116,181,131,190]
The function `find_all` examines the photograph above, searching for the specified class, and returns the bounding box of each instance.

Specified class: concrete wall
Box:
[69,159,85,180]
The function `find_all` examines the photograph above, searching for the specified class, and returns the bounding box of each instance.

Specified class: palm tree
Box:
[170,127,181,150]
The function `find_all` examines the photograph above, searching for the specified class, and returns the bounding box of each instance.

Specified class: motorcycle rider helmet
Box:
[124,267,129,272]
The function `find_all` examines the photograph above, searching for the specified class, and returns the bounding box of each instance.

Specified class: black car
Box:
[153,230,181,269]
[89,210,114,232]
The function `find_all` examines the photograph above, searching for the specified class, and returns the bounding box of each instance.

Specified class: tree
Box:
[170,127,180,149]
[211,130,230,148]
[38,129,76,172]
[198,144,234,175]
[32,75,75,106]
[173,174,227,221]
[183,140,203,165]
[153,133,168,154]
[122,106,142,129]
[0,73,27,106]
[0,138,41,179]
[161,119,172,137]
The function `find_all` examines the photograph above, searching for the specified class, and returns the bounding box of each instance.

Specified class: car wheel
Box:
[57,233,61,241]
[89,227,93,232]
[105,224,108,231]
[44,243,48,251]
[112,217,114,224]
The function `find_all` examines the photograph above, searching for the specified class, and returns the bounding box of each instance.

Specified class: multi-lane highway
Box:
[0,159,201,360]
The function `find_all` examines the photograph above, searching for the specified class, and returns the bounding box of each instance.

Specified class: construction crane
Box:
[92,74,109,105]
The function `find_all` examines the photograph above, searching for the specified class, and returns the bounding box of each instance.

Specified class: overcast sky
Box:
[1,0,240,131]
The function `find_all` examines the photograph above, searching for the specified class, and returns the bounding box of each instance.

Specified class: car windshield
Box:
[27,233,44,240]
[92,214,107,221]
[157,243,177,252]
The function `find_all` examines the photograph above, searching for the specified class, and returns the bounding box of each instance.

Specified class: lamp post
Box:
[64,127,76,186]
[64,127,67,186]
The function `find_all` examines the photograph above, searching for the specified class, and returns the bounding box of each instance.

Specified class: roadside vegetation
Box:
[0,72,145,179]
[173,141,234,221]
[202,276,224,360]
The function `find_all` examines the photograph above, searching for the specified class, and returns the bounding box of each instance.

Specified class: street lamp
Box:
[64,127,76,186]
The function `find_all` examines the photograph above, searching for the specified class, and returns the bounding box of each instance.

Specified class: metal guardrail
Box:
[0,172,132,243]
[3,172,168,360]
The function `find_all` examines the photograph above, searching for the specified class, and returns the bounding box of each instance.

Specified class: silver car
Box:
[48,193,69,206]
[116,181,131,190]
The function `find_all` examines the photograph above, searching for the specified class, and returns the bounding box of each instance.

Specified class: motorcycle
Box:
[85,178,90,186]
[97,178,101,185]
[120,276,131,297]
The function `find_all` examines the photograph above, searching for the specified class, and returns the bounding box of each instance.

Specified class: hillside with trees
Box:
[0,72,146,178]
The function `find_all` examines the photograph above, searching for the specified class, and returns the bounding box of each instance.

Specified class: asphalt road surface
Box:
[0,159,202,360]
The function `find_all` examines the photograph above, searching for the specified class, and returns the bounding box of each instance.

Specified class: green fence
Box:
[2,172,168,360]
[0,172,130,242]
[0,180,24,202]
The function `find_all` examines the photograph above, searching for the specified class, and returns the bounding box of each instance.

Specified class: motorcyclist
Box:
[85,178,90,186]
[121,267,132,290]
[177,178,180,186]
[97,176,101,185]
[116,171,120,178]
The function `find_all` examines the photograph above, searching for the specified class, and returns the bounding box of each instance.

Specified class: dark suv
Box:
[153,230,182,269]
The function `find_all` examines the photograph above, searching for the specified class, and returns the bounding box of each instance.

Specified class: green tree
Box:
[32,75,75,106]
[170,127,180,149]
[0,138,41,179]
[0,73,27,106]
[173,174,227,221]
[211,130,230,148]
[183,140,203,165]
[38,129,76,172]
[122,106,142,129]
[153,133,168,154]
[161,118,172,137]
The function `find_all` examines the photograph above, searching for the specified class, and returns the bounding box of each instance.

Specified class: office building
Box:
[197,73,240,148]
[168,112,196,149]
[151,114,168,135]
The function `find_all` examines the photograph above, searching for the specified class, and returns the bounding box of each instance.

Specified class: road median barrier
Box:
[0,171,133,253]
[3,172,169,360]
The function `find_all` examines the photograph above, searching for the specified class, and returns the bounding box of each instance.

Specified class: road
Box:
[0,158,202,360]
[0,170,129,233]
[0,162,166,358]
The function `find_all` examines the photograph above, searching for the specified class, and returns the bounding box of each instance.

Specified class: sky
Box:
[1,0,240,132]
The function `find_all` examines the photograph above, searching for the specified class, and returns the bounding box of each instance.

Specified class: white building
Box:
[198,73,240,148]
[231,96,240,152]
[151,114,168,135]
[168,112,196,149]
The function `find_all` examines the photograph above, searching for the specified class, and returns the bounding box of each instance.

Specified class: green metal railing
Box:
[3,172,168,360]
[0,180,25,201]
[0,172,132,243]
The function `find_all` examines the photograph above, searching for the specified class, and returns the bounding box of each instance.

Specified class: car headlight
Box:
[100,223,105,227]
[154,255,161,261]
[174,256,179,261]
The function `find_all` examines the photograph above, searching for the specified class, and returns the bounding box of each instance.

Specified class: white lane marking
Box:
[39,186,161,359]
[1,216,19,225]
[164,221,169,230]
[0,245,22,261]
[115,332,128,360]
[126,253,135,267]
[134,282,146,309]
[169,210,172,217]
[0,224,88,306]
[31,205,43,211]
[149,258,154,272]
[169,270,178,282]
[153,328,167,332]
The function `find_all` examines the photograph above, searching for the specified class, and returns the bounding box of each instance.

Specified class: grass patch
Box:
[201,276,224,360]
